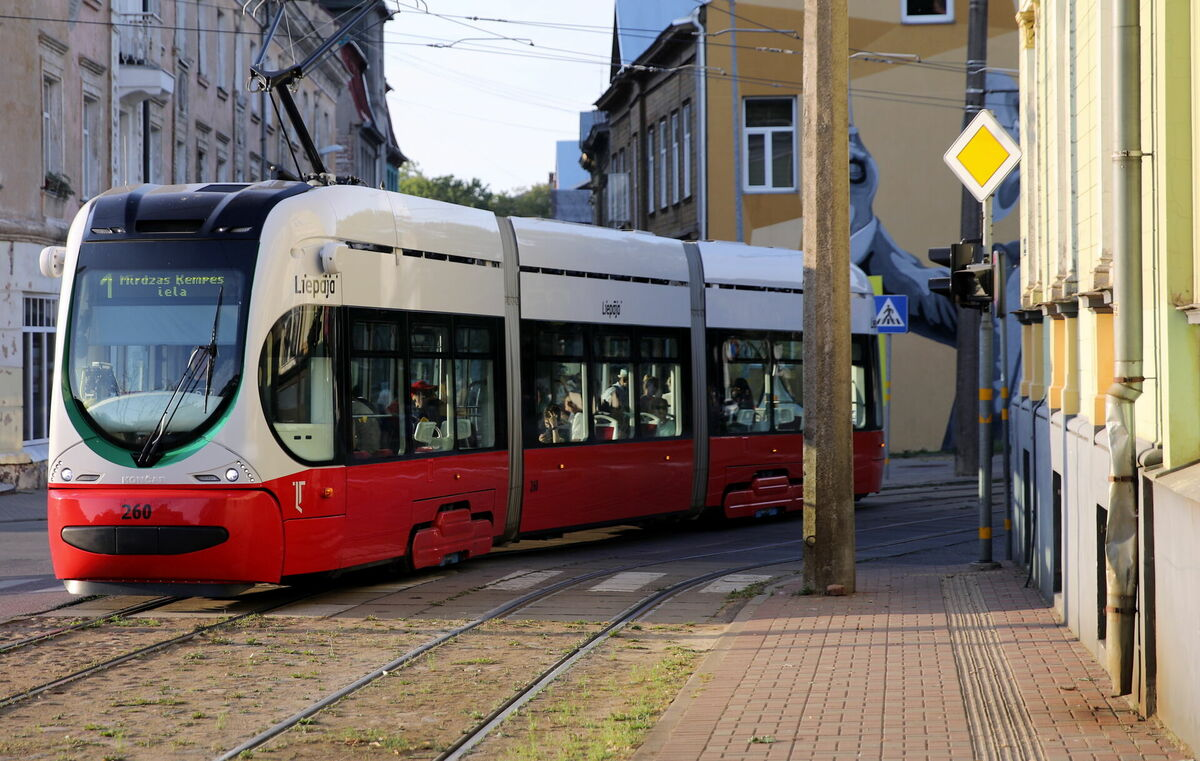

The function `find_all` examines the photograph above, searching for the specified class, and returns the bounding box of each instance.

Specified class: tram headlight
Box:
[225,468,240,482]
[60,468,73,482]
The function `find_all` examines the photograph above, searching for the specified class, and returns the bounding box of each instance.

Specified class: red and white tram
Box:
[41,181,885,596]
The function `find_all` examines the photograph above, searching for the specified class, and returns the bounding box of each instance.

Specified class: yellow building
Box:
[582,0,1018,453]
[1014,1,1200,751]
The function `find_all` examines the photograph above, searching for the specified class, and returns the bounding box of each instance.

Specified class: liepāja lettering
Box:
[601,299,622,318]
[294,274,338,298]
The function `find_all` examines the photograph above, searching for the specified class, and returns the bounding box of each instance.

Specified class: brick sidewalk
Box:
[635,562,1192,761]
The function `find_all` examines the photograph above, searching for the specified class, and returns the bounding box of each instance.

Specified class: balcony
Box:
[116,11,174,104]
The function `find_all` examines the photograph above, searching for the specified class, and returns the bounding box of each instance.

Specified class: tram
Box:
[40,181,885,596]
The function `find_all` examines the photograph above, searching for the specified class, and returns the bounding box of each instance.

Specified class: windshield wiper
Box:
[204,286,223,413]
[134,287,224,468]
[134,345,212,468]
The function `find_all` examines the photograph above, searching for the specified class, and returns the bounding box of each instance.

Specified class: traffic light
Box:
[927,240,994,309]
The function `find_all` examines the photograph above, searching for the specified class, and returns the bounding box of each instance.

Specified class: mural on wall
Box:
[849,72,1023,437]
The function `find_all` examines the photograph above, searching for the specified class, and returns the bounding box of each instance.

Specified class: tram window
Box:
[411,323,449,353]
[410,357,454,452]
[594,332,631,358]
[352,319,398,353]
[455,357,495,449]
[719,336,769,434]
[456,325,491,353]
[533,360,587,444]
[851,338,875,430]
[637,363,681,437]
[773,336,803,432]
[537,325,583,357]
[592,363,632,440]
[348,355,404,458]
[640,335,679,359]
[260,305,337,463]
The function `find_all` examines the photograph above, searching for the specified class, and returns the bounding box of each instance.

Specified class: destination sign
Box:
[98,272,229,299]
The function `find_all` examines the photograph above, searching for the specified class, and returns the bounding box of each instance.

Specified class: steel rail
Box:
[213,502,1001,760]
[0,596,179,655]
[0,587,329,712]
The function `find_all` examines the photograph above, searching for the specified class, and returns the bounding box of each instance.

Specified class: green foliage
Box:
[398,163,551,218]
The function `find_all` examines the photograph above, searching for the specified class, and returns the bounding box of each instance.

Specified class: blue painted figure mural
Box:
[848,73,1023,436]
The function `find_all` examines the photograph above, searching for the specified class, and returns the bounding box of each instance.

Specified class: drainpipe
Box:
[688,6,708,240]
[1105,0,1142,697]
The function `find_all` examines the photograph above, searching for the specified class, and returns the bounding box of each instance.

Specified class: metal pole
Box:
[955,0,989,476]
[997,246,1012,561]
[975,196,999,569]
[801,0,853,593]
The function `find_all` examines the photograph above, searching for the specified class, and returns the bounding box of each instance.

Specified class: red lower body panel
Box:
[708,430,885,518]
[48,487,284,585]
[853,430,886,495]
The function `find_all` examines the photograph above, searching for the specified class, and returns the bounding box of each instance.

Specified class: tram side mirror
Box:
[40,245,66,278]
[319,242,348,274]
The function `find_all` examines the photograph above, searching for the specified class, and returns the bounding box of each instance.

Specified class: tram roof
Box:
[696,240,873,295]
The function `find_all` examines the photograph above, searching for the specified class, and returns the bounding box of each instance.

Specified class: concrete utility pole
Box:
[954,0,988,476]
[801,0,854,593]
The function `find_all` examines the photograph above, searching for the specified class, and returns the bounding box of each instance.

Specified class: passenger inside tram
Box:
[539,402,572,444]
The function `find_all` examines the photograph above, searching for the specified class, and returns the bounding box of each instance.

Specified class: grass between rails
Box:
[484,629,705,761]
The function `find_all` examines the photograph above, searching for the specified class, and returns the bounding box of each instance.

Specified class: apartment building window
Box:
[216,133,230,181]
[646,126,655,215]
[216,9,228,89]
[743,97,796,193]
[81,93,103,198]
[682,101,692,199]
[174,0,188,55]
[196,145,207,181]
[174,139,186,183]
[42,73,64,180]
[670,111,680,205]
[658,117,668,210]
[23,296,57,443]
[148,122,163,183]
[197,3,208,78]
[901,0,954,24]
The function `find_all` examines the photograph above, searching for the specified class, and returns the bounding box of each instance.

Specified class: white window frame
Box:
[670,111,681,205]
[23,295,58,445]
[197,2,208,77]
[81,90,103,199]
[658,117,668,210]
[216,8,227,88]
[900,0,954,25]
[682,102,692,199]
[42,71,64,178]
[646,126,656,215]
[743,96,797,194]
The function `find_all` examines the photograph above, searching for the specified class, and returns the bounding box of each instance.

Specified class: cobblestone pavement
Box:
[634,457,1194,761]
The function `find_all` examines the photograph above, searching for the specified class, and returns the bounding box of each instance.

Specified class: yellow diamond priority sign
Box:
[943,109,1021,203]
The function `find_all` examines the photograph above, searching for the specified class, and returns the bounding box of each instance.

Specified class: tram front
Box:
[44,182,309,596]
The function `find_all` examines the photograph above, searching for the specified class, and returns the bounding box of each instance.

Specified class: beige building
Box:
[583,0,1019,453]
[0,0,402,487]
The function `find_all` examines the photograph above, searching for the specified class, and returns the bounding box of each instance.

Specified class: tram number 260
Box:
[121,503,153,520]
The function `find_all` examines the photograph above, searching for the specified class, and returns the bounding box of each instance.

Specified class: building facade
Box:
[581,0,1020,453]
[0,0,402,488]
[1013,1,1200,752]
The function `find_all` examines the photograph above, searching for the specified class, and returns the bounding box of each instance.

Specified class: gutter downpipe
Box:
[1105,0,1142,697]
[689,6,708,240]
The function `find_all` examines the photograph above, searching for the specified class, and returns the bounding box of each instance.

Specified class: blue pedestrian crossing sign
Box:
[873,295,908,334]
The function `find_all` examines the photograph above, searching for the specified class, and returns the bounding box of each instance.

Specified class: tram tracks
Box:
[0,596,178,656]
[0,490,1006,760]
[0,587,328,712]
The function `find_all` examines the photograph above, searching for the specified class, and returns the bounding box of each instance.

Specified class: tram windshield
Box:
[66,240,255,461]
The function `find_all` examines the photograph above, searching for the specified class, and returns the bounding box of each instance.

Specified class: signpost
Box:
[943,109,1021,568]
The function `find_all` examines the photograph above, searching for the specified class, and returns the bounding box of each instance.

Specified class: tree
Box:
[397,164,551,218]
